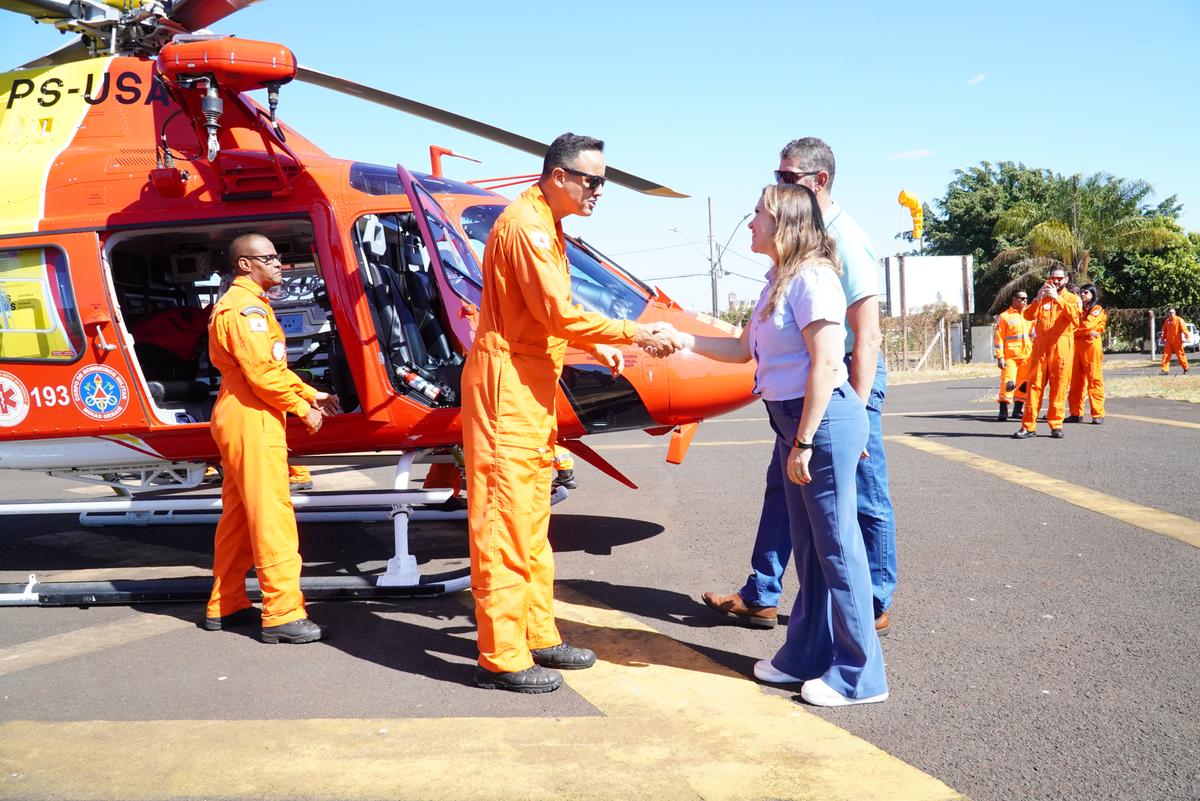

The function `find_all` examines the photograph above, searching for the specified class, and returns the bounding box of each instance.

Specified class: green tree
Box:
[1101,226,1200,307]
[992,172,1182,286]
[923,162,1056,311]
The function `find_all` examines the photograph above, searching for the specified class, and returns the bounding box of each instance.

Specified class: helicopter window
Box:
[456,203,650,322]
[0,246,85,363]
[348,163,408,197]
[412,172,495,197]
[412,185,483,305]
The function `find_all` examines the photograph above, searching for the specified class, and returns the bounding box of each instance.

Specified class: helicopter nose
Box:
[637,308,757,426]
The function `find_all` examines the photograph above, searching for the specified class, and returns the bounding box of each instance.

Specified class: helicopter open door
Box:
[0,232,154,446]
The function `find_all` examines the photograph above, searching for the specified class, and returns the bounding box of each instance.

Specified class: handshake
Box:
[633,321,693,357]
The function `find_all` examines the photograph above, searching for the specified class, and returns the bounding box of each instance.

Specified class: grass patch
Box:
[1105,375,1200,403]
[968,373,1200,404]
[888,364,997,385]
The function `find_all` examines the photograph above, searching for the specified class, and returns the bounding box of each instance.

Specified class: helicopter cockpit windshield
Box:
[456,203,650,322]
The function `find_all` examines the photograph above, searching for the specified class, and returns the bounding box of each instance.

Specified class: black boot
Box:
[996,402,1009,421]
[1011,401,1024,420]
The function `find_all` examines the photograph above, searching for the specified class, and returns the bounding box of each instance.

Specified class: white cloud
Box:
[888,149,934,161]
[967,73,987,86]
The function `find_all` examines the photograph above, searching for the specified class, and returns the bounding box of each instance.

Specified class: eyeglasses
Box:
[1015,295,1028,301]
[774,169,821,185]
[1049,275,1067,282]
[562,166,606,190]
[245,254,282,265]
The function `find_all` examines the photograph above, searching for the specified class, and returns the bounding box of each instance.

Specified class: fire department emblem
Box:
[72,365,129,421]
[0,371,31,428]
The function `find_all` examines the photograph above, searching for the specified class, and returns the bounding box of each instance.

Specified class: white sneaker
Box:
[800,677,888,707]
[753,659,804,683]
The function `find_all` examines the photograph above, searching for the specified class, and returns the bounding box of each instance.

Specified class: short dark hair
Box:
[780,137,837,189]
[227,232,269,273]
[542,132,604,178]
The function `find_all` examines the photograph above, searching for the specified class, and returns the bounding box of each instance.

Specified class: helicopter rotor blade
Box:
[0,0,72,20]
[165,0,267,30]
[17,36,90,69]
[295,65,687,199]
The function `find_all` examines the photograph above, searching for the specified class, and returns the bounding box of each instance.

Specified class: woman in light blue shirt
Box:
[684,184,888,706]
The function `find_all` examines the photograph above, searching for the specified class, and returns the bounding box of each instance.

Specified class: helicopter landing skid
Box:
[0,451,570,606]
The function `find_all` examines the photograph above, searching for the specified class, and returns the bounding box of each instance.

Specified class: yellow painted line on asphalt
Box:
[0,589,967,801]
[1107,413,1200,431]
[0,614,193,677]
[888,435,1200,549]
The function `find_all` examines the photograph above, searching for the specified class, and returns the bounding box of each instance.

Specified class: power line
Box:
[608,241,706,256]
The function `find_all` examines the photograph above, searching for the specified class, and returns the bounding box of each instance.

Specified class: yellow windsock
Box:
[898,190,923,239]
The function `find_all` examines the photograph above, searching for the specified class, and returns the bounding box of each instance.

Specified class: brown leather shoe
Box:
[701,591,777,628]
[875,609,891,636]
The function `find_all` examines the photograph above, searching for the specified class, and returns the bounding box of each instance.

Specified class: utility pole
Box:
[708,196,719,316]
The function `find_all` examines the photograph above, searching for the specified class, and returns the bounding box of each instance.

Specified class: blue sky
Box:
[3,0,1197,311]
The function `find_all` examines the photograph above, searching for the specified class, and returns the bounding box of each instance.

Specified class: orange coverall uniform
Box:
[206,275,318,627]
[994,305,1034,403]
[1069,305,1107,418]
[1161,316,1190,372]
[1020,289,1081,432]
[462,186,637,674]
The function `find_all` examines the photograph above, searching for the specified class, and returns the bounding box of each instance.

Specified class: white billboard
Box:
[882,255,974,316]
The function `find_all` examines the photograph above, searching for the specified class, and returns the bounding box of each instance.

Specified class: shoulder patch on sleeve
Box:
[1091,307,1101,316]
[525,229,552,250]
[241,306,269,317]
[247,318,269,333]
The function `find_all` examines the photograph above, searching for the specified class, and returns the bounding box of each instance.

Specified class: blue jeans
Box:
[739,353,898,616]
[764,388,887,698]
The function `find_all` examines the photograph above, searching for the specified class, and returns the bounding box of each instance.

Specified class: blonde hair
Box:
[758,184,840,321]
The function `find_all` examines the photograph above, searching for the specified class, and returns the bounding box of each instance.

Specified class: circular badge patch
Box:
[72,364,129,421]
[1042,303,1052,310]
[272,341,286,361]
[1091,308,1101,316]
[0,371,31,428]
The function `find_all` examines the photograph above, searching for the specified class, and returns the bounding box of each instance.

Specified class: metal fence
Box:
[881,305,963,372]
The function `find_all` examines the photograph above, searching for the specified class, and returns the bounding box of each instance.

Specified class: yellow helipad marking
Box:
[1107,413,1200,431]
[0,589,966,801]
[888,435,1200,549]
[0,614,192,677]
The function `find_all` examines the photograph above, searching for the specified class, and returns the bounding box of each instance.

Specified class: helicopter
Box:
[0,0,756,600]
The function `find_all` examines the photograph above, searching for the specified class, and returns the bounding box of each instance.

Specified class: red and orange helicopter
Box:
[0,0,755,601]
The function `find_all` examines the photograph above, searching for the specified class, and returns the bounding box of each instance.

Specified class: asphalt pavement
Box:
[1,356,1197,801]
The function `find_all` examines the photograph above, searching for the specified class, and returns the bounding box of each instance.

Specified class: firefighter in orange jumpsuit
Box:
[1066,283,1107,424]
[993,290,1033,421]
[1160,308,1190,374]
[1014,268,1081,440]
[463,133,680,693]
[204,233,339,643]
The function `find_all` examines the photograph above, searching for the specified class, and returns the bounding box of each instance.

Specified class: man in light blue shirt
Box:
[702,137,898,633]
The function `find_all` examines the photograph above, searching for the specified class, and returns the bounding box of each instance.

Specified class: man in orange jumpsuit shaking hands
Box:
[463,133,683,693]
[204,233,339,643]
[993,289,1033,422]
[1013,267,1081,440]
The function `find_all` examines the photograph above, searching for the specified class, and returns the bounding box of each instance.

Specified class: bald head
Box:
[228,232,283,289]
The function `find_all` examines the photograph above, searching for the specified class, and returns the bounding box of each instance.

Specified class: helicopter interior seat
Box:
[361,253,430,376]
[397,218,457,367]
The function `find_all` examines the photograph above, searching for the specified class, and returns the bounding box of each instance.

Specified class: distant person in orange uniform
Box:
[1014,267,1081,440]
[204,233,339,643]
[462,133,682,693]
[1160,308,1190,374]
[1066,283,1107,424]
[993,290,1033,422]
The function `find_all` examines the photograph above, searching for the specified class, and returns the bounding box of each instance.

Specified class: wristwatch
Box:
[791,437,814,450]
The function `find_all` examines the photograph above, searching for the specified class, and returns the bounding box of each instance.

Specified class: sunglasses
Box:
[562,166,606,190]
[774,169,821,185]
[246,253,282,265]
[1015,295,1028,300]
